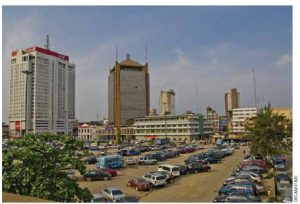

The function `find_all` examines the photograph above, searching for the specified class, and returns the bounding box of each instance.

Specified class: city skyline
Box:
[2,6,292,122]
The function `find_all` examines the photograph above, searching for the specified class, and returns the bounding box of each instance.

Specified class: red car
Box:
[127,178,152,191]
[97,167,117,177]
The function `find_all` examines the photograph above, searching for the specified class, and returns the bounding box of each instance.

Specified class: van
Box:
[158,164,180,177]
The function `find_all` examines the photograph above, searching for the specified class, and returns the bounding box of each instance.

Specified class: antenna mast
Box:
[196,85,199,113]
[252,67,258,108]
[115,43,118,62]
[145,44,148,63]
[44,34,50,50]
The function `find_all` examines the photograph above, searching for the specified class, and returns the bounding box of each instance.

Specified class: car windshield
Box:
[156,176,166,180]
[173,167,180,171]
[136,178,146,183]
[111,190,123,195]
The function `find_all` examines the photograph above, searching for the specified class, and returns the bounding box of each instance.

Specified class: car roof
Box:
[159,164,178,168]
[105,187,121,191]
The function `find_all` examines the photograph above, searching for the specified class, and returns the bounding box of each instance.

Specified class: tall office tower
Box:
[108,54,150,127]
[224,88,240,131]
[160,89,176,115]
[9,45,75,137]
[206,106,219,133]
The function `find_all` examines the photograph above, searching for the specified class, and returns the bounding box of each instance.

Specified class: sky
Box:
[2,6,292,122]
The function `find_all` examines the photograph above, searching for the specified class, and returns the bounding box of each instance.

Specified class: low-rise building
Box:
[2,123,9,138]
[133,113,200,142]
[232,107,257,133]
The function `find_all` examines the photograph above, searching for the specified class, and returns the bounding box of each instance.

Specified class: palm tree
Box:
[245,104,291,157]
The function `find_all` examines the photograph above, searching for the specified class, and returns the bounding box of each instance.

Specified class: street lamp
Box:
[22,70,33,135]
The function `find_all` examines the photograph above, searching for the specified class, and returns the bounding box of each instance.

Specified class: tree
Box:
[2,133,93,202]
[245,104,292,157]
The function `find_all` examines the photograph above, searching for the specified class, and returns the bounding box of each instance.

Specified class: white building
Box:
[9,46,75,136]
[133,113,199,142]
[160,89,176,115]
[232,107,257,133]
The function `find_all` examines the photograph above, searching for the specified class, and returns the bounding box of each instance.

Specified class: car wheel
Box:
[170,179,174,183]
[103,176,109,181]
[194,170,198,173]
[87,177,92,182]
[126,183,130,187]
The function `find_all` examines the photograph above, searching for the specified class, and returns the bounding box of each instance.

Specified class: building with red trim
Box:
[9,46,76,136]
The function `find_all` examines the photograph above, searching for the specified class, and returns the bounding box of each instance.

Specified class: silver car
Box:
[100,187,126,202]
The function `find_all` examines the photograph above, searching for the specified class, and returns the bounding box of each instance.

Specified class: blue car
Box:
[126,149,140,156]
[219,183,257,196]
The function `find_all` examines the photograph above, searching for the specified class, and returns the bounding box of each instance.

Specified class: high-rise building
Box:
[160,89,175,115]
[224,88,240,131]
[9,46,75,137]
[108,54,150,127]
[206,106,219,133]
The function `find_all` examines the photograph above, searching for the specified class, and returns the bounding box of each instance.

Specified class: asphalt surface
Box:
[78,145,249,202]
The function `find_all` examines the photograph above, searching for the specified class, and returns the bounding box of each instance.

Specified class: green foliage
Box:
[2,133,92,202]
[245,104,292,157]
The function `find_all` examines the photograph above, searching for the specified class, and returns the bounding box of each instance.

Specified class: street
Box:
[78,145,249,202]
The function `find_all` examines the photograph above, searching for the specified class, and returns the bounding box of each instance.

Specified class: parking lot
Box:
[78,145,249,202]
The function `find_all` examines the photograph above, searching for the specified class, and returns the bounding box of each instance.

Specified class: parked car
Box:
[276,181,292,195]
[124,157,137,165]
[138,157,158,165]
[100,187,126,202]
[175,164,190,175]
[143,172,167,187]
[126,149,140,156]
[275,174,292,184]
[203,157,221,164]
[218,183,257,196]
[84,157,97,164]
[97,168,117,177]
[150,171,174,183]
[147,153,165,161]
[213,194,261,202]
[158,164,181,177]
[117,149,128,156]
[84,170,111,181]
[187,162,211,173]
[233,172,262,183]
[127,178,152,191]
[274,160,286,170]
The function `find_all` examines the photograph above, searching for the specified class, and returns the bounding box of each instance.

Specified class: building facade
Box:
[225,88,240,131]
[149,107,158,116]
[232,107,257,133]
[160,89,176,115]
[9,46,75,136]
[78,124,134,142]
[108,54,150,127]
[206,106,219,133]
[133,113,200,142]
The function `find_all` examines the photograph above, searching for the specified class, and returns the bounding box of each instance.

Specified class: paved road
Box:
[78,145,249,202]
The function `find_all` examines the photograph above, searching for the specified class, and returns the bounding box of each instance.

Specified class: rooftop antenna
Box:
[44,34,50,50]
[252,67,258,108]
[145,44,148,63]
[115,43,118,62]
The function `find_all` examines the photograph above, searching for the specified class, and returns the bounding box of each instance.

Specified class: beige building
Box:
[225,88,240,131]
[273,107,292,120]
[160,89,176,115]
[78,124,134,142]
[232,107,257,133]
[108,54,150,128]
[133,113,200,142]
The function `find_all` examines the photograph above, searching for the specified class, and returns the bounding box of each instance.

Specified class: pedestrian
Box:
[243,150,246,154]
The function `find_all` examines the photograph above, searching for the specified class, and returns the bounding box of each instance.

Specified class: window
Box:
[22,56,28,61]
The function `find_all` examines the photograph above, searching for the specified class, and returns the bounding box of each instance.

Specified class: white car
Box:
[100,187,126,202]
[158,164,180,177]
[143,173,167,187]
[138,157,158,165]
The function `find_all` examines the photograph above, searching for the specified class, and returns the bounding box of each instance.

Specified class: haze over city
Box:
[2,6,292,122]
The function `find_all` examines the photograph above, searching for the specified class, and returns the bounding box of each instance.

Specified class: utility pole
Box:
[252,67,258,108]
